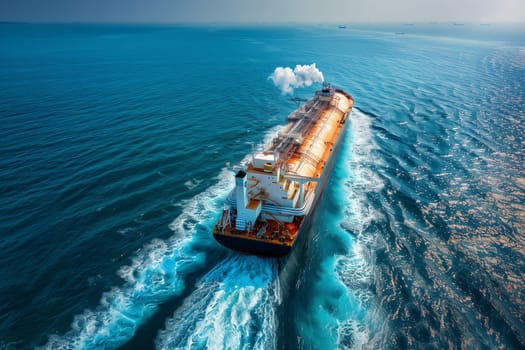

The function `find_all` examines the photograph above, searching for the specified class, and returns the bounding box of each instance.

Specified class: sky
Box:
[0,0,524,23]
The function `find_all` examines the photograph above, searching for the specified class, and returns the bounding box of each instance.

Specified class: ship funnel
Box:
[235,169,248,205]
[234,170,250,230]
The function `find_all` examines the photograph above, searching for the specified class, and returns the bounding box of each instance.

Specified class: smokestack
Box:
[234,170,249,230]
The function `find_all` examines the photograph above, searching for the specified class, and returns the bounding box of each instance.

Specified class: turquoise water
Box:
[1,23,524,349]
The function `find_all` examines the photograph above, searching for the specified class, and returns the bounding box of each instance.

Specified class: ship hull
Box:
[212,234,293,257]
[213,113,350,257]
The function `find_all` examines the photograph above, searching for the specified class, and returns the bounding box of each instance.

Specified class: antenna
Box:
[251,142,255,161]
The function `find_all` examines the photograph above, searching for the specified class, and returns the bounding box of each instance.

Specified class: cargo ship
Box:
[213,83,354,257]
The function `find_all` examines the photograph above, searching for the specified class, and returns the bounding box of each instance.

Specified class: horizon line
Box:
[2,20,525,26]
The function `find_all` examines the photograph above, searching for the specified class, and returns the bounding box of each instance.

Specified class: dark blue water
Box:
[1,23,524,349]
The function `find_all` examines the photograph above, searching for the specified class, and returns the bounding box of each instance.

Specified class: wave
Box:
[40,168,233,349]
[156,255,279,349]
[340,109,384,235]
[40,125,286,349]
[334,108,384,348]
[154,126,284,350]
[285,108,383,349]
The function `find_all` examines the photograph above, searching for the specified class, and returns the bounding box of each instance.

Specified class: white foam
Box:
[333,109,384,348]
[342,109,384,234]
[41,126,285,349]
[183,178,202,190]
[333,250,374,348]
[41,171,231,348]
[155,255,280,350]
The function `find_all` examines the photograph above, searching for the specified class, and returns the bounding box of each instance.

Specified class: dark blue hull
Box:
[213,233,293,257]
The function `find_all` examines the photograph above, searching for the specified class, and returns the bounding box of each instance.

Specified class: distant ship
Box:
[338,25,347,29]
[213,83,354,257]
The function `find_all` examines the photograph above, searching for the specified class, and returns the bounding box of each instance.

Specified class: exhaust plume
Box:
[269,63,324,94]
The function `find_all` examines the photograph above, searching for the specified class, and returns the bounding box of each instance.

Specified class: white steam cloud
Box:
[269,63,324,94]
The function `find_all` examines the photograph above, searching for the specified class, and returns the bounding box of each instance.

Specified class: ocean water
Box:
[0,23,524,349]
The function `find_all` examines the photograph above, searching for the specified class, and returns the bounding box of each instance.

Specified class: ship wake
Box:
[285,108,383,349]
[334,108,385,348]
[156,254,280,350]
[41,169,234,349]
[40,126,287,349]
